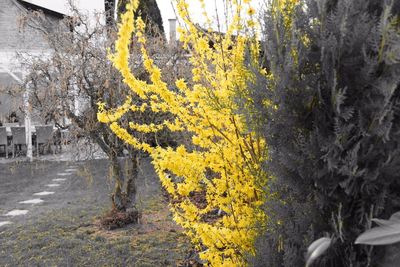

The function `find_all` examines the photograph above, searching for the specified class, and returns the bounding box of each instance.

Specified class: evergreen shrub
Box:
[246,0,400,265]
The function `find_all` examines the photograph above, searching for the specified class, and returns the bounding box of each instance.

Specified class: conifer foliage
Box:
[247,0,400,265]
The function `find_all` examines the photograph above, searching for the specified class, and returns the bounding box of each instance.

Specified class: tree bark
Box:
[109,150,139,213]
[110,152,125,211]
[125,153,138,210]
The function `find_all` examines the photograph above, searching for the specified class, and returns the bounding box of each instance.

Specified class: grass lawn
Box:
[0,159,193,266]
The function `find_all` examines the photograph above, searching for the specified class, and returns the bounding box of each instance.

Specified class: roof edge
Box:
[16,0,67,18]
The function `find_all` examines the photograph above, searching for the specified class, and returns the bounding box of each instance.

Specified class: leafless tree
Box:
[18,5,188,219]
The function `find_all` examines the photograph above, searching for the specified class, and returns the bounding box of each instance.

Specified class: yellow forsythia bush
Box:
[98,0,268,265]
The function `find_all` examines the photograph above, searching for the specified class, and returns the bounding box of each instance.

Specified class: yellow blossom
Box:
[98,0,270,266]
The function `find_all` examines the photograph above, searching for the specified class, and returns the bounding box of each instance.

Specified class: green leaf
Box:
[355,223,400,245]
[305,237,331,267]
[372,218,394,227]
[390,211,400,222]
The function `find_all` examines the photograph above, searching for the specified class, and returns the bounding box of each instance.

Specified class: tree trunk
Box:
[109,151,139,213]
[124,154,138,210]
[89,129,139,221]
[110,152,125,211]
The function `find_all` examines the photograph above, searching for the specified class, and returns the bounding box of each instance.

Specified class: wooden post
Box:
[23,76,33,161]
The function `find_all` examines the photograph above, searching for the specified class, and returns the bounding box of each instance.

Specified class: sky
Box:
[156,0,264,41]
[21,0,264,40]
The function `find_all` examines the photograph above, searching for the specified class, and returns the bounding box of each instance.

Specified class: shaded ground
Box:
[0,158,191,266]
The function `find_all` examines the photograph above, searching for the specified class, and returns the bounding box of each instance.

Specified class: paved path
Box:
[0,161,88,227]
[0,158,159,230]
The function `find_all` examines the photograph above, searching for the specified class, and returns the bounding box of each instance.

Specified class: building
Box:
[0,0,69,160]
[0,0,66,123]
[0,0,106,122]
[0,0,172,160]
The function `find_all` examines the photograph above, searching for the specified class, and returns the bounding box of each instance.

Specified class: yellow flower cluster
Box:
[271,0,299,28]
[98,0,268,265]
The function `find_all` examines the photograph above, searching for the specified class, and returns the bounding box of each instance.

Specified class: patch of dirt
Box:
[99,208,140,230]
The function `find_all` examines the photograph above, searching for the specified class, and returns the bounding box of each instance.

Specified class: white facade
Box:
[0,0,63,160]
